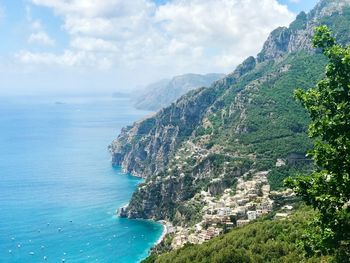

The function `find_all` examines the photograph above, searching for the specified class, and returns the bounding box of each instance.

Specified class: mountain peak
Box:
[312,0,350,19]
[257,0,350,63]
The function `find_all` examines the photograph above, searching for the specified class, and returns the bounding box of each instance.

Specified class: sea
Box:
[0,95,163,263]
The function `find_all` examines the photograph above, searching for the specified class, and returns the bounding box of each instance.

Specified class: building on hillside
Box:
[247,211,257,221]
[275,213,289,219]
[236,220,250,227]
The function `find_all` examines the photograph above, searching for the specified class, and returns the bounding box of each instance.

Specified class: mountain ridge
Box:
[109,0,350,245]
[133,73,225,111]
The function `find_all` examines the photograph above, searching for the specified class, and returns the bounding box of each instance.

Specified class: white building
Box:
[247,210,257,221]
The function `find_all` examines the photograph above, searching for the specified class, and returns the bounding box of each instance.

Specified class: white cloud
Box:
[154,0,293,69]
[28,31,56,46]
[15,49,114,70]
[16,50,80,66]
[20,0,295,87]
[26,4,56,47]
[70,37,119,52]
[32,0,153,18]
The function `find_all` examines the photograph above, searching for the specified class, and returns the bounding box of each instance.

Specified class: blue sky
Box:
[0,0,67,54]
[155,0,318,12]
[278,0,318,13]
[0,0,319,95]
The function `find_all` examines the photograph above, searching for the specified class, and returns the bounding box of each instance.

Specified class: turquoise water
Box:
[0,96,163,263]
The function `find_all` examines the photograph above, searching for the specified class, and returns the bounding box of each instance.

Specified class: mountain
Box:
[109,0,350,250]
[132,73,225,111]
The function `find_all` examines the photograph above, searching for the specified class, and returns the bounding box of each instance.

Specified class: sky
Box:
[0,0,318,96]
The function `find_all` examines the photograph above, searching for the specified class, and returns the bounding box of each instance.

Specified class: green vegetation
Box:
[319,7,350,45]
[287,26,350,261]
[195,51,328,182]
[174,201,204,226]
[268,164,313,191]
[142,205,331,263]
[150,234,175,258]
[203,51,327,171]
[289,11,308,32]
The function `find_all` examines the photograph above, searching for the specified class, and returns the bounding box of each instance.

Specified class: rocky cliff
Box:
[110,0,350,224]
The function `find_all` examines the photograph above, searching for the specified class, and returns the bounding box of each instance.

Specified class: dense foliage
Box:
[268,163,313,191]
[286,26,350,261]
[142,206,330,263]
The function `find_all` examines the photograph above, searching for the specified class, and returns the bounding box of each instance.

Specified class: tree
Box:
[286,26,350,261]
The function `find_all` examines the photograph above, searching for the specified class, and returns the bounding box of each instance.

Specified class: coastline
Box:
[116,202,129,216]
[116,202,168,245]
[156,220,168,245]
[114,165,168,259]
[116,202,168,261]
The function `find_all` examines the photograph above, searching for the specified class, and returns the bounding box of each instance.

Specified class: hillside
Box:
[142,206,330,263]
[109,0,350,252]
[133,73,225,111]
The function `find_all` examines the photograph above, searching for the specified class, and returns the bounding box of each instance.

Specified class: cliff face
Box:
[110,66,250,178]
[258,0,350,62]
[110,0,350,223]
[110,86,224,177]
[132,73,225,111]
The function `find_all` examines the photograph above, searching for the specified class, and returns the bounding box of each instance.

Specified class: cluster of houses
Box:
[171,226,223,249]
[170,171,276,249]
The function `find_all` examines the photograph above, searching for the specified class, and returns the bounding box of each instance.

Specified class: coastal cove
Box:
[0,96,163,263]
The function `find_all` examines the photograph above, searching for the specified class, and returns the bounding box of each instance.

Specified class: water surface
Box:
[0,96,162,263]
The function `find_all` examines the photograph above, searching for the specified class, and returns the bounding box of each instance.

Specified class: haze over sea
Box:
[0,95,163,263]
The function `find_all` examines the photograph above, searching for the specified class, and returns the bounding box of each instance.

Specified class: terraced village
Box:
[164,170,295,249]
